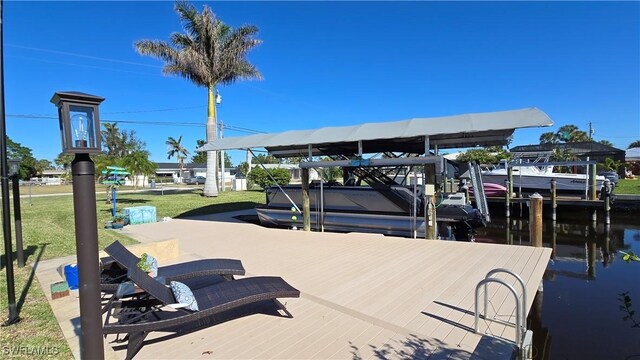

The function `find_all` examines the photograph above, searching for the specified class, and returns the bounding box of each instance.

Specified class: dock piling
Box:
[550,179,557,222]
[603,179,611,225]
[301,168,311,231]
[505,180,511,218]
[530,193,543,247]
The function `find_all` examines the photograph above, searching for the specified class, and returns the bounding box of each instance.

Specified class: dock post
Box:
[426,195,437,240]
[589,162,597,201]
[550,179,557,222]
[551,221,557,260]
[529,193,543,247]
[301,168,311,231]
[505,180,511,218]
[507,166,514,198]
[603,179,611,225]
[424,164,437,240]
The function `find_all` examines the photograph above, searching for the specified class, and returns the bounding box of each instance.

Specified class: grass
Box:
[14,182,190,196]
[616,179,640,195]
[0,188,265,359]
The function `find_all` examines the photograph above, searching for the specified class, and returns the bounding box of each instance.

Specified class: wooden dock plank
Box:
[88,219,554,360]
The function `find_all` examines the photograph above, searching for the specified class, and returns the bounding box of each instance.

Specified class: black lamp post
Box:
[8,158,24,268]
[51,91,105,360]
[0,0,19,327]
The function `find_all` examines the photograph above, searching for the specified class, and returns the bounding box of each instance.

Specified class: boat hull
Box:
[257,185,485,239]
[481,173,605,193]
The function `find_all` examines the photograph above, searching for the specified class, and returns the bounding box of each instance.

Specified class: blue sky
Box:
[4,1,639,166]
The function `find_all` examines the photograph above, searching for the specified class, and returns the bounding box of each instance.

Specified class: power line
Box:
[6,44,161,68]
[6,113,266,134]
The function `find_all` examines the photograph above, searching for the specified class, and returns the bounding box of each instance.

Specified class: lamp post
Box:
[51,91,105,360]
[0,0,20,326]
[8,158,24,268]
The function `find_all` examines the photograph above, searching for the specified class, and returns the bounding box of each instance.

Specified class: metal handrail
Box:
[484,268,527,329]
[474,278,523,346]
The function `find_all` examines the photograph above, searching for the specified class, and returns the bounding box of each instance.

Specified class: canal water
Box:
[475,213,640,360]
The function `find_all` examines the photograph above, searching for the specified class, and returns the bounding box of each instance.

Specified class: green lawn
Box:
[616,179,640,195]
[0,189,265,359]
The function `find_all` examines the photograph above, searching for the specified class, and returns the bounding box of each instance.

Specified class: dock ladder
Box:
[474,268,533,359]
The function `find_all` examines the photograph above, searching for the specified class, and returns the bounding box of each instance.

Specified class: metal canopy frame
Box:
[198,107,553,158]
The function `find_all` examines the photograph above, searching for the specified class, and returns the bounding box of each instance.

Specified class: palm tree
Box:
[539,132,557,144]
[135,1,262,196]
[122,150,158,189]
[166,136,190,183]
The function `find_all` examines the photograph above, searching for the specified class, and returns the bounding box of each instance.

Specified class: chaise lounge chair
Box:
[103,260,300,360]
[101,240,246,292]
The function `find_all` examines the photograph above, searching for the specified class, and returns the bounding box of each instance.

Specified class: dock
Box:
[37,213,551,359]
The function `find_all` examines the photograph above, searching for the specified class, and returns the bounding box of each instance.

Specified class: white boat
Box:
[481,159,605,193]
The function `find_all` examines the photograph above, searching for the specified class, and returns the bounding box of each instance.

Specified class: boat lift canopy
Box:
[198,107,553,158]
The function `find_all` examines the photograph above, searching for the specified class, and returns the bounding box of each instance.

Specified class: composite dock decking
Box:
[105,215,552,359]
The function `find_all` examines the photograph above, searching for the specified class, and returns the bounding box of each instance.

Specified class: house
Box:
[153,162,236,186]
[31,169,66,185]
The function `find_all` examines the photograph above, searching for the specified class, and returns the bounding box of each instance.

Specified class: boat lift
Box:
[198,107,554,239]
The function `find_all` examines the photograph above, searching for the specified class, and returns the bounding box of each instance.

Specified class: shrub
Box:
[247,167,291,188]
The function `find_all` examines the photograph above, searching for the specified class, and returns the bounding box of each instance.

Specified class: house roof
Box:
[199,107,553,158]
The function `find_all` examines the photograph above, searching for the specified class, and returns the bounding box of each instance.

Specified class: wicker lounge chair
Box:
[101,240,245,292]
[103,261,300,360]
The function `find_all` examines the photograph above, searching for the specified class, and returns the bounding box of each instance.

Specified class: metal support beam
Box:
[299,155,443,169]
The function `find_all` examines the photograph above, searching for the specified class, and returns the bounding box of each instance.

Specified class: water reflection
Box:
[474,215,640,360]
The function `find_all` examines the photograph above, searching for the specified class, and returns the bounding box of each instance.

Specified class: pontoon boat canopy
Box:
[199,107,553,158]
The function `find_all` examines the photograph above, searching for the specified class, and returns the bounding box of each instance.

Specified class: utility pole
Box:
[588,121,594,142]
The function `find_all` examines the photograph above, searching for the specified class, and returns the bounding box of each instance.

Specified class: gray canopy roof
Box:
[200,107,553,158]
[627,147,640,161]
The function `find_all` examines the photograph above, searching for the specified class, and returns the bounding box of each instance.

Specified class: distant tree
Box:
[539,132,557,144]
[318,156,342,182]
[628,140,640,149]
[122,150,158,189]
[6,136,37,179]
[597,157,623,173]
[135,1,262,197]
[101,123,146,158]
[54,153,74,171]
[166,136,189,181]
[539,124,591,144]
[237,161,250,176]
[252,153,279,164]
[220,152,233,168]
[457,147,510,165]
[247,166,291,188]
[598,140,614,147]
[34,159,54,175]
[191,139,207,163]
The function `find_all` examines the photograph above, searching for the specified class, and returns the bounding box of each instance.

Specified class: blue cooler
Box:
[64,264,79,290]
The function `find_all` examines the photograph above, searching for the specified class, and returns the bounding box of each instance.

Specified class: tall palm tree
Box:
[135,1,262,196]
[166,136,190,182]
